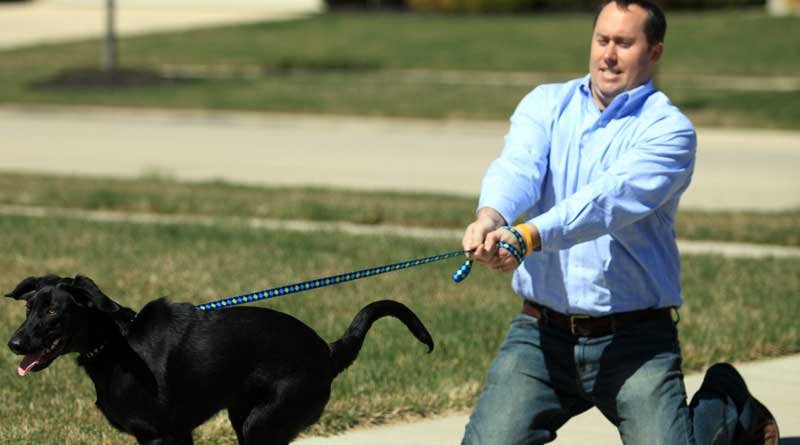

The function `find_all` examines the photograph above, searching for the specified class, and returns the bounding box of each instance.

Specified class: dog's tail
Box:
[328,300,434,376]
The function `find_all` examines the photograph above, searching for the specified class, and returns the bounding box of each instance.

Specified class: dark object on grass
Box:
[325,0,406,11]
[30,68,199,90]
[6,274,434,445]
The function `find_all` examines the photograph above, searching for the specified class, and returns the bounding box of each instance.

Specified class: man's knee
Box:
[613,365,691,444]
[463,362,566,445]
[462,315,566,444]
[462,412,555,445]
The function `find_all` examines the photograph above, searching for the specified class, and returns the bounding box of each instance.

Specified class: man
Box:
[460,1,779,444]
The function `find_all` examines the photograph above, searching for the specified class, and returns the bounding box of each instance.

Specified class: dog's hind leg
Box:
[238,402,295,445]
[239,398,316,445]
[238,391,328,445]
[227,405,247,445]
[137,432,193,445]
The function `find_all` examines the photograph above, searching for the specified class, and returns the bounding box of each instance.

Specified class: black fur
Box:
[6,275,434,445]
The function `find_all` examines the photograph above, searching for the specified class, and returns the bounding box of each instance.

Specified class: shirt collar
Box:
[579,74,656,121]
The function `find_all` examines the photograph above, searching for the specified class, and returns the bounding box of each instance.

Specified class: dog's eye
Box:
[46,308,57,316]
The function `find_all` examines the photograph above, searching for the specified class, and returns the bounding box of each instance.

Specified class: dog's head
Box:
[5,274,133,376]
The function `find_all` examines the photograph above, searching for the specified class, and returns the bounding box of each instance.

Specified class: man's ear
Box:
[650,41,664,64]
[5,275,62,301]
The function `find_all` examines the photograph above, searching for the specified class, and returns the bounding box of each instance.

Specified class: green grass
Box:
[0,12,798,128]
[0,212,797,443]
[1,171,799,247]
[677,209,800,248]
[0,172,477,228]
[4,11,792,75]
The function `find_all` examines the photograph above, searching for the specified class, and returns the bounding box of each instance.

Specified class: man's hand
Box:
[462,208,519,273]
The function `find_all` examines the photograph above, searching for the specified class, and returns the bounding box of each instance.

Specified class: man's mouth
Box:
[17,337,64,377]
[600,67,621,77]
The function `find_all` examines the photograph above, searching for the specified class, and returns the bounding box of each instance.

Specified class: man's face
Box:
[589,2,663,109]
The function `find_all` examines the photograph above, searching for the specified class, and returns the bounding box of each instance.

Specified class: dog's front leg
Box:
[137,432,194,445]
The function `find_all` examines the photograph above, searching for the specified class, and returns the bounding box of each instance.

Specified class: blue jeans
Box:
[462,313,742,445]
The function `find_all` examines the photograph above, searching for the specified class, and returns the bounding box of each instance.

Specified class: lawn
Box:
[1,172,798,246]
[0,11,798,128]
[0,210,797,443]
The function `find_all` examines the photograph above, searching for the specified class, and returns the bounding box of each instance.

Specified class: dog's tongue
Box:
[18,351,45,377]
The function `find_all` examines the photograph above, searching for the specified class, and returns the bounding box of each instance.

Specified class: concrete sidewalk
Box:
[1,107,798,211]
[295,355,800,444]
[0,0,322,50]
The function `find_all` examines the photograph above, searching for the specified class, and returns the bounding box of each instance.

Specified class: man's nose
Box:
[604,44,618,64]
[8,336,24,354]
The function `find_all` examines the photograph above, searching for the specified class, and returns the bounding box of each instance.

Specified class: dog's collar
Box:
[80,341,109,361]
[81,315,136,361]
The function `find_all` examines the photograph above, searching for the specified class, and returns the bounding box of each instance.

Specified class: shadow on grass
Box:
[675,97,711,111]
[273,57,380,72]
[29,67,202,90]
[265,58,381,76]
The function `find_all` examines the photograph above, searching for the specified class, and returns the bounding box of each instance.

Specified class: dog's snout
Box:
[8,336,24,354]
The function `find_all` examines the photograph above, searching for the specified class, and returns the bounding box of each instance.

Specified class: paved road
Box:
[0,0,322,50]
[1,106,798,211]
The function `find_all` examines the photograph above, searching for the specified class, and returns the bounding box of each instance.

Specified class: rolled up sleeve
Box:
[530,114,696,251]
[478,86,554,224]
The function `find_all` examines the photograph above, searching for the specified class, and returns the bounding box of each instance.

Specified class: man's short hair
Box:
[594,0,667,47]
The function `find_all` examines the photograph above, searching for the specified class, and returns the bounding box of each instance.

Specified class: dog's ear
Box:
[59,275,136,333]
[60,275,120,313]
[5,275,62,300]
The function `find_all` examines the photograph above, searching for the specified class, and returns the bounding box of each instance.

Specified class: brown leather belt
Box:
[522,300,672,337]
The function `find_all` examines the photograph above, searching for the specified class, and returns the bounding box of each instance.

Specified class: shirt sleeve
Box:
[477,86,554,225]
[530,114,697,252]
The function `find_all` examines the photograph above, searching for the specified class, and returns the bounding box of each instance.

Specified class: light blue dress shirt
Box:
[478,74,696,316]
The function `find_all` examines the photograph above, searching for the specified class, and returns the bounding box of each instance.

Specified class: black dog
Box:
[6,275,434,445]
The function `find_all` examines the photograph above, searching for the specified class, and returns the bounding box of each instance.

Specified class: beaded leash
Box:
[197,250,469,312]
[195,226,527,312]
[454,225,528,281]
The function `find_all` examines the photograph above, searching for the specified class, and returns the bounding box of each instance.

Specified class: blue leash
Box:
[195,231,526,312]
[197,250,471,312]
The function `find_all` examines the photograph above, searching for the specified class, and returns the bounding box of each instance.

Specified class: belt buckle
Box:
[569,315,591,336]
